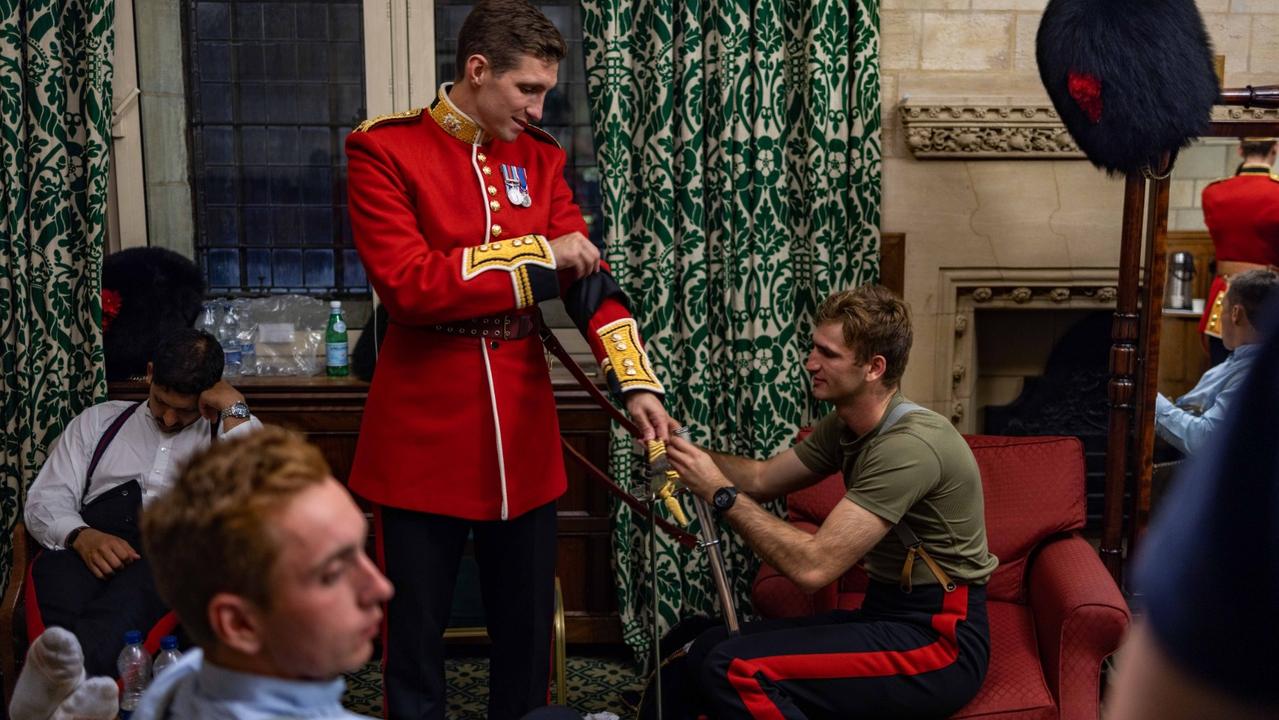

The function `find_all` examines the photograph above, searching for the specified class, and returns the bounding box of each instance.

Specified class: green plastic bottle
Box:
[326,300,349,377]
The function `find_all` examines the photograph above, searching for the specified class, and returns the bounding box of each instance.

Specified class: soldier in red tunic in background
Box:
[344,2,677,717]
[1199,137,1279,365]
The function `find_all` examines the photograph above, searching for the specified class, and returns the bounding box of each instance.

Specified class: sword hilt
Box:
[647,440,690,526]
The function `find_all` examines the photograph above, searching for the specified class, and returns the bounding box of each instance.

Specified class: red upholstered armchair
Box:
[752,435,1129,720]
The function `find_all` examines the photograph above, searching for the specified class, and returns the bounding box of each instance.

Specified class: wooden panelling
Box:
[1158,231,1214,400]
[1165,231,1215,300]
[881,232,905,297]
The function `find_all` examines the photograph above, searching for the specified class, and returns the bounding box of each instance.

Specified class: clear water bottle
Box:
[326,300,349,377]
[152,634,182,676]
[219,301,241,378]
[196,301,219,337]
[117,630,152,719]
[234,299,257,376]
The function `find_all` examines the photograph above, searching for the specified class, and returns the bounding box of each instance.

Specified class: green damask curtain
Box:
[1,0,113,585]
[582,0,881,660]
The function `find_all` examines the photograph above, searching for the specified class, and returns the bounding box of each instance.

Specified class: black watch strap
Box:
[712,486,739,518]
[64,525,89,549]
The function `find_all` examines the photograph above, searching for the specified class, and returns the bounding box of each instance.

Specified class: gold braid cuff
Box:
[461,234,555,280]
[597,318,664,394]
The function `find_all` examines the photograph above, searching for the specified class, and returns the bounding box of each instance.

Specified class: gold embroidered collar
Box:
[429,84,487,146]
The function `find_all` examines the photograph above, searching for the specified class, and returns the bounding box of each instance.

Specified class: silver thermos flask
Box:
[1164,251,1195,310]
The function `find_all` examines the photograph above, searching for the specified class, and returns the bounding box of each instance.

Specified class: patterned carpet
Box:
[343,652,645,719]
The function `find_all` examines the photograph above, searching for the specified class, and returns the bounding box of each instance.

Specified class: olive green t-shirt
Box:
[792,396,998,587]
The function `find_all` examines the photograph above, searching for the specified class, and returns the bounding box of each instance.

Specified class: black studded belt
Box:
[430,313,538,340]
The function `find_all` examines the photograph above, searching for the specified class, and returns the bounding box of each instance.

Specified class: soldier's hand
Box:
[548,232,601,280]
[624,391,679,441]
[71,528,140,579]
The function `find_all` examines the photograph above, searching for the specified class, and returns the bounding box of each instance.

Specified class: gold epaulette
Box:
[354,108,424,133]
[522,124,562,149]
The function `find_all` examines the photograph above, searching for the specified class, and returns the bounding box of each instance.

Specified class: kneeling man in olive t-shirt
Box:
[667,285,997,720]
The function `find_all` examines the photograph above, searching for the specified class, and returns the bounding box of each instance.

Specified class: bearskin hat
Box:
[102,247,206,381]
[1037,0,1219,175]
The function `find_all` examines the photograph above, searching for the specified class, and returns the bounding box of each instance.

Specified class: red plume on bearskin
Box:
[1036,0,1219,175]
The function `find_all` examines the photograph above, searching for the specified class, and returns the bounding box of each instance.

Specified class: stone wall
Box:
[879,0,1276,411]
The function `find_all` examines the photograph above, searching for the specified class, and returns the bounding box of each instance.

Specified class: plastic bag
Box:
[238,295,329,376]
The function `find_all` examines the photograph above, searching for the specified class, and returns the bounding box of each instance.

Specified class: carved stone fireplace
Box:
[928,270,1118,527]
[884,97,1126,439]
[936,269,1118,434]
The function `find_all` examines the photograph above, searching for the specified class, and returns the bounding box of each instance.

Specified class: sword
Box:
[650,430,741,635]
[537,316,742,720]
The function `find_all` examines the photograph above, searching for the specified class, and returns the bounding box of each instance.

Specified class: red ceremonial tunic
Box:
[345,85,663,521]
[1198,164,1279,337]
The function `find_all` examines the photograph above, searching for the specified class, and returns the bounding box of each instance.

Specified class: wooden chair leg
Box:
[1,523,32,717]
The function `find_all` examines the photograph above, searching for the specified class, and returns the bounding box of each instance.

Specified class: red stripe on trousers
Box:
[727,586,970,719]
[24,551,46,644]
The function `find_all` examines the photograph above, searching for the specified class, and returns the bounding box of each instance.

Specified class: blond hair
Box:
[142,426,331,647]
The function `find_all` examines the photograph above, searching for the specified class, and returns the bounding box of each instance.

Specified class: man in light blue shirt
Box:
[1155,269,1277,455]
[129,427,582,720]
[132,427,389,719]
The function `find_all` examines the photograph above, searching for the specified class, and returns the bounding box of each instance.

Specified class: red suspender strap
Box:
[538,319,643,437]
[82,402,143,505]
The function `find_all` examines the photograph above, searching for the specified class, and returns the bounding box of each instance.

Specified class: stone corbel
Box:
[899,99,1085,160]
[1213,106,1279,123]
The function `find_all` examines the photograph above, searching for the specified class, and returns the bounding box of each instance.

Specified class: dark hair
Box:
[1226,269,1279,327]
[814,285,913,388]
[1240,139,1277,159]
[454,0,566,79]
[151,328,224,395]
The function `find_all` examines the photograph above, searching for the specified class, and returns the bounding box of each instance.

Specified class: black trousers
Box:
[29,480,171,677]
[29,551,170,677]
[683,582,990,719]
[378,501,558,720]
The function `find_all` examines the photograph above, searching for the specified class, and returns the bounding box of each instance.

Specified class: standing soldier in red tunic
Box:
[1199,137,1279,364]
[344,1,677,717]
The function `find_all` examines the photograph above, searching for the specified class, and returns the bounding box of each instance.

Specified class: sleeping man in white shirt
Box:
[23,327,261,677]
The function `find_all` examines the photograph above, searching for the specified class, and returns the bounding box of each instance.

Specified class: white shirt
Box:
[24,399,262,550]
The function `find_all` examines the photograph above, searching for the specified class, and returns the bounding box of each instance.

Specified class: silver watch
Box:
[220,400,251,419]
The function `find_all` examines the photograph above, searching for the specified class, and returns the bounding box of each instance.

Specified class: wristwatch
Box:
[64,525,89,549]
[711,486,739,518]
[219,400,251,420]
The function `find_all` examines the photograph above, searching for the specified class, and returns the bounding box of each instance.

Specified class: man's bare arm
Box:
[720,495,890,593]
[703,447,822,501]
